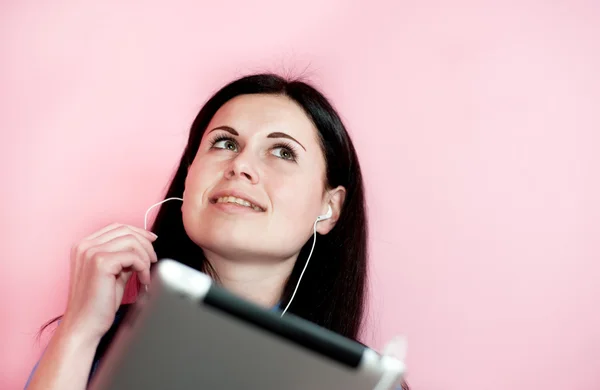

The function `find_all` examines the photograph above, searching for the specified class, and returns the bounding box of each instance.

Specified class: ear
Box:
[316,185,346,235]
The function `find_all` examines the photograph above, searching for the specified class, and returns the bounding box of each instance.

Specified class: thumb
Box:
[382,335,408,362]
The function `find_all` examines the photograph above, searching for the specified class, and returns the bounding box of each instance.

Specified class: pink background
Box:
[2,1,599,389]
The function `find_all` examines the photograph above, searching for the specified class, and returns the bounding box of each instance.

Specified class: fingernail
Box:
[150,232,158,239]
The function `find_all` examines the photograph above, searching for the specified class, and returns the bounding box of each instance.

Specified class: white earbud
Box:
[316,205,333,221]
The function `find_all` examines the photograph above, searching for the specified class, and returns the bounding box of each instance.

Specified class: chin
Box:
[186,223,260,257]
[182,210,303,262]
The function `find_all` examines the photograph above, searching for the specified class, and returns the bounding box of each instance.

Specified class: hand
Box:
[61,223,158,344]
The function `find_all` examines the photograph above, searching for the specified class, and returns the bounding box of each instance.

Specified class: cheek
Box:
[185,157,220,198]
[270,174,323,222]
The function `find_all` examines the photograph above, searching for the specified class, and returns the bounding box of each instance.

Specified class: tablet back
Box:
[89,259,404,390]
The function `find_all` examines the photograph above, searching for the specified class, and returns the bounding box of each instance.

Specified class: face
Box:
[181,94,340,262]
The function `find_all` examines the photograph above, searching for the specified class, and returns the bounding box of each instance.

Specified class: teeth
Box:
[216,196,262,211]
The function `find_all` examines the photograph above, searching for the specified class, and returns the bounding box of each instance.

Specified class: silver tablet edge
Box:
[153,258,212,300]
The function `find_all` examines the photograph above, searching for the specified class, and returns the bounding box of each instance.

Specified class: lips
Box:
[209,190,266,212]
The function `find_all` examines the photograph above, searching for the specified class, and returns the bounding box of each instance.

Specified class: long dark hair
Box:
[41,73,369,341]
[148,74,369,340]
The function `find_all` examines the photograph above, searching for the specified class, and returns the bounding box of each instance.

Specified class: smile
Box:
[211,196,265,212]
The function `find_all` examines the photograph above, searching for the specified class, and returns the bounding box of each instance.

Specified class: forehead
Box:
[209,94,318,139]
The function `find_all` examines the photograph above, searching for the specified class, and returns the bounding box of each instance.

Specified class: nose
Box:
[225,150,259,184]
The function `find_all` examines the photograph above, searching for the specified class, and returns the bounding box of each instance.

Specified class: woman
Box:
[25,74,407,389]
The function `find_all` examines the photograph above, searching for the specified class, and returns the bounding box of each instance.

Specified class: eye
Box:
[271,143,297,162]
[210,135,238,152]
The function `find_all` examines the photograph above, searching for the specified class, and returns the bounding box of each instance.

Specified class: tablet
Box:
[88,259,405,390]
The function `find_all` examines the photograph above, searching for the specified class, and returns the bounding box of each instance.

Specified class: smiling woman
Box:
[25,74,408,390]
[182,92,348,296]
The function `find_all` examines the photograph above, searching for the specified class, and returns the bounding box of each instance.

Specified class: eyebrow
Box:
[208,126,306,151]
[267,132,306,151]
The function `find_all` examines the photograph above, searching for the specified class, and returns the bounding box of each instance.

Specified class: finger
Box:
[95,226,158,264]
[120,227,159,263]
[91,234,153,269]
[111,253,151,286]
[75,227,156,294]
[83,236,150,285]
[87,223,157,243]
[135,232,159,264]
[97,251,151,285]
[123,225,158,242]
[137,270,151,288]
[85,222,123,241]
[87,225,157,253]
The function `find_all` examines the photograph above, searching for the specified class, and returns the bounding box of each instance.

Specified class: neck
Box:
[202,250,298,308]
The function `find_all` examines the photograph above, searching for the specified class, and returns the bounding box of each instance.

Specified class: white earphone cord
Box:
[142,196,325,314]
[144,197,184,230]
[280,218,319,316]
[143,197,183,292]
